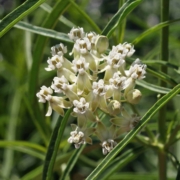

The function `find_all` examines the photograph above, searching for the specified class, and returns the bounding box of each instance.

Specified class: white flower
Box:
[127,59,147,80]
[51,76,78,101]
[45,55,64,71]
[109,73,127,100]
[51,43,67,56]
[36,86,53,103]
[73,97,89,114]
[111,43,135,57]
[68,124,94,149]
[101,50,125,81]
[73,37,91,54]
[72,56,89,75]
[68,130,85,149]
[109,72,126,90]
[92,79,109,96]
[123,43,135,57]
[102,139,117,155]
[72,98,96,127]
[86,32,97,46]
[68,27,85,41]
[107,51,125,69]
[51,76,69,93]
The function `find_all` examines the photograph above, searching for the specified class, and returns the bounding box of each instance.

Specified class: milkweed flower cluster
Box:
[36,27,147,155]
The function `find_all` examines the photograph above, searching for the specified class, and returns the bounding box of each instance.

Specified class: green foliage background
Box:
[0,0,180,179]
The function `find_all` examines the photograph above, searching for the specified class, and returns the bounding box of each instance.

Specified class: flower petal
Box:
[46,104,52,116]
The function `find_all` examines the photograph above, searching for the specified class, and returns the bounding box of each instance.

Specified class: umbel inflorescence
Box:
[36,27,147,155]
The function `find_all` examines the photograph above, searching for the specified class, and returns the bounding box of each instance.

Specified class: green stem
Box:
[118,0,126,42]
[158,0,169,179]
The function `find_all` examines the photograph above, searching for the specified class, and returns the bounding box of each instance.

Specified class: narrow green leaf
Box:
[43,108,72,180]
[14,21,73,42]
[136,80,179,95]
[0,140,46,153]
[143,60,178,70]
[146,66,177,86]
[86,84,180,180]
[28,0,70,103]
[1,146,45,160]
[21,152,72,180]
[40,3,75,28]
[60,145,85,180]
[2,91,21,178]
[99,146,145,180]
[132,18,180,45]
[0,0,46,37]
[102,0,142,37]
[109,173,158,180]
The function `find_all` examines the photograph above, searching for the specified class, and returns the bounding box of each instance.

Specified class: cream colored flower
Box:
[36,86,53,103]
[126,59,147,80]
[72,97,96,127]
[51,43,67,56]
[68,27,85,41]
[68,124,95,149]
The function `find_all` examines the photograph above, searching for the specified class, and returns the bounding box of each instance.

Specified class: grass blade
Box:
[143,60,178,70]
[86,84,180,180]
[132,18,180,45]
[14,21,72,42]
[102,0,142,37]
[0,141,46,153]
[99,146,146,180]
[42,108,72,180]
[136,80,179,95]
[40,3,75,28]
[0,0,46,37]
[60,145,85,180]
[1,91,21,178]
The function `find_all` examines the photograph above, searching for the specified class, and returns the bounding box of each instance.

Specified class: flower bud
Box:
[126,89,142,104]
[108,100,121,115]
[95,35,109,54]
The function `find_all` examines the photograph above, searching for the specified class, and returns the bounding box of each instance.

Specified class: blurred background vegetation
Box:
[0,0,180,179]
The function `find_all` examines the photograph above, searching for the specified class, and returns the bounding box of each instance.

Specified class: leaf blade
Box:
[42,108,72,180]
[102,0,142,37]
[0,0,46,37]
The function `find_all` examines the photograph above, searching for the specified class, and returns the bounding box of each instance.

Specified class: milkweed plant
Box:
[1,0,180,180]
[36,27,147,154]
